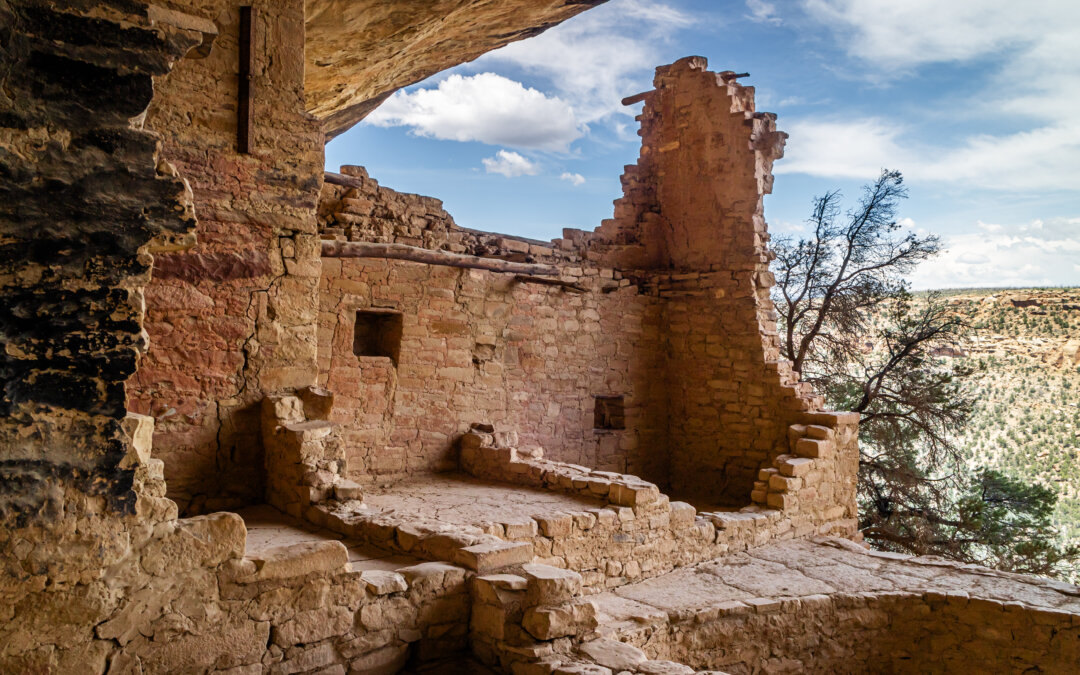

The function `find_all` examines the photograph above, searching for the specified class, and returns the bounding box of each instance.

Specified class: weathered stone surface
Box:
[522,601,598,640]
[578,638,647,671]
[247,540,349,581]
[457,540,534,573]
[142,512,247,575]
[523,564,583,606]
[362,570,408,596]
[347,644,409,675]
[304,0,607,136]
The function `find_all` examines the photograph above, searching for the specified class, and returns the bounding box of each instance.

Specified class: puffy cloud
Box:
[365,73,582,151]
[476,0,691,125]
[482,150,539,177]
[909,217,1080,290]
[560,172,586,186]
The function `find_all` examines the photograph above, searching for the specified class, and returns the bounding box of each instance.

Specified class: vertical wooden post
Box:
[237,6,255,153]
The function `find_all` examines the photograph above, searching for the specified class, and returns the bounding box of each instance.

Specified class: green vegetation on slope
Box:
[910,289,1080,553]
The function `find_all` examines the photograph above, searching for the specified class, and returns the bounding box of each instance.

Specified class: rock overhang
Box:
[303,0,608,138]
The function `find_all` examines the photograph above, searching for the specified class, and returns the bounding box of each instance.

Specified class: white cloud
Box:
[365,73,582,151]
[775,118,907,179]
[800,0,1076,71]
[777,117,1080,192]
[746,0,781,24]
[482,150,539,178]
[787,1,1080,193]
[909,217,1080,290]
[475,0,692,125]
[560,172,586,186]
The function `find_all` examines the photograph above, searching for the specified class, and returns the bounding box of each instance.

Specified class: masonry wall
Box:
[127,0,325,514]
[318,172,670,484]
[603,58,816,505]
[318,58,820,508]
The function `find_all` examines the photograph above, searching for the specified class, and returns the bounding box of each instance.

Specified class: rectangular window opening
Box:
[353,310,403,365]
[594,395,625,431]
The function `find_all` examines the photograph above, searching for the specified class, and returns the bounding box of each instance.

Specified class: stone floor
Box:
[362,473,605,530]
[591,536,1080,632]
[238,504,420,571]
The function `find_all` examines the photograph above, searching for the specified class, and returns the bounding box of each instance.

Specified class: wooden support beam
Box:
[237,6,255,153]
[512,275,587,294]
[621,90,654,106]
[321,240,560,276]
[324,170,363,188]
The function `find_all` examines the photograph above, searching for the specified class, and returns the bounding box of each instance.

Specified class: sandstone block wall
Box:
[128,0,325,515]
[316,58,823,511]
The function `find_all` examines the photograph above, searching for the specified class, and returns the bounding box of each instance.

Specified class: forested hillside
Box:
[916,289,1080,548]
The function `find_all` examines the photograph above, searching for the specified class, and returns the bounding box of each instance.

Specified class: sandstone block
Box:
[361,570,407,595]
[247,540,349,581]
[455,541,532,573]
[804,424,834,440]
[536,513,574,538]
[778,457,814,477]
[471,603,512,640]
[299,385,335,420]
[522,601,598,640]
[768,474,801,492]
[501,517,540,539]
[766,493,796,510]
[608,482,660,507]
[334,479,364,501]
[669,501,696,529]
[398,561,467,591]
[141,511,246,576]
[121,412,155,467]
[795,438,832,458]
[524,564,582,605]
[578,638,647,671]
[272,605,352,646]
[744,597,782,613]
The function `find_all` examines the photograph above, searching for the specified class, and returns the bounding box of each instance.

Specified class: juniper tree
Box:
[771,169,1078,579]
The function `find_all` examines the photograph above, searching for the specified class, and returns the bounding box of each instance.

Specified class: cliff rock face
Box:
[304,0,606,137]
[0,0,202,519]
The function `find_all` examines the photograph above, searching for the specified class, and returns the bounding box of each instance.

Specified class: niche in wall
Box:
[354,310,403,365]
[594,395,625,431]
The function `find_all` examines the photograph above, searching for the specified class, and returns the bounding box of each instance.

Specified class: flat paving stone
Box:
[237,504,420,571]
[362,472,605,530]
[597,537,1080,627]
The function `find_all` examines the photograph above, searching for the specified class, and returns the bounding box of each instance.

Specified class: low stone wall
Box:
[617,591,1080,674]
[467,539,1080,675]
[2,501,471,674]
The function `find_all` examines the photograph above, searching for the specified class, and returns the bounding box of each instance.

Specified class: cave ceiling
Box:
[304,0,606,139]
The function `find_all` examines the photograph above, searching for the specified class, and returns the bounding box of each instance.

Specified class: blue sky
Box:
[326,0,1080,289]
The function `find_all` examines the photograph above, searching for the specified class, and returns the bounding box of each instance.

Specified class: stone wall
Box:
[597,58,813,505]
[317,58,820,509]
[128,0,324,515]
[317,174,669,483]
